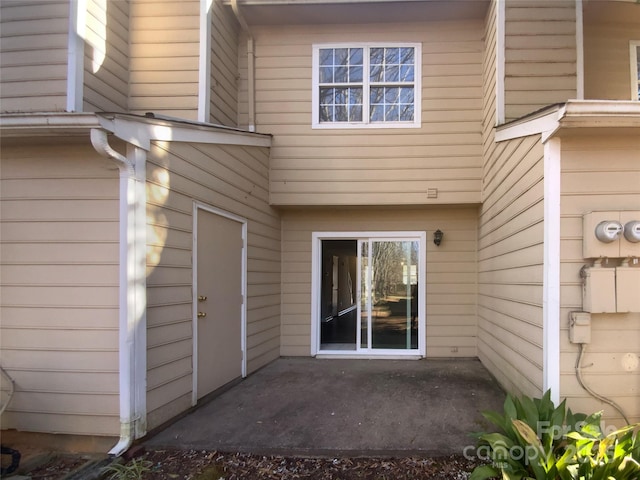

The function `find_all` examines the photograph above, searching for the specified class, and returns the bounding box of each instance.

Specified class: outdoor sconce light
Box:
[433,229,443,246]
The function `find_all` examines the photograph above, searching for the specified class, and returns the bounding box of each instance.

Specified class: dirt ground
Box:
[19,448,483,480]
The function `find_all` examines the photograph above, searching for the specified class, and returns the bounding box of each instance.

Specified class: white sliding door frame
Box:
[311,231,426,358]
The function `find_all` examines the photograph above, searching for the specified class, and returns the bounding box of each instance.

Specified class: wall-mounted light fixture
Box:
[433,229,443,246]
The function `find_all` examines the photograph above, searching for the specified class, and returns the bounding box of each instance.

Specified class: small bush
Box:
[469,390,640,480]
[103,457,153,480]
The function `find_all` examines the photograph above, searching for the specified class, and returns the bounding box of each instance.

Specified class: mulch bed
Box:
[12,448,484,479]
[139,449,482,479]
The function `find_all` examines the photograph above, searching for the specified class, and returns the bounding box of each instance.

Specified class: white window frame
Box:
[631,41,640,101]
[312,43,422,129]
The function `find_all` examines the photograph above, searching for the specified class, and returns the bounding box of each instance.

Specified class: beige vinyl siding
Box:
[0,1,69,113]
[237,20,484,206]
[583,1,640,101]
[210,0,239,126]
[559,134,640,426]
[504,0,577,122]
[128,0,200,120]
[145,140,280,430]
[0,141,120,436]
[478,134,545,399]
[280,208,478,357]
[83,0,130,112]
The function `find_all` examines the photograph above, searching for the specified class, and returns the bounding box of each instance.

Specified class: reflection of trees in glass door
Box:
[360,240,419,350]
[318,234,423,355]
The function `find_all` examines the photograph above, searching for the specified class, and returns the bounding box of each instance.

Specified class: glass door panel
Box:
[360,239,419,351]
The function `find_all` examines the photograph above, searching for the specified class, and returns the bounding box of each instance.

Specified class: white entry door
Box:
[194,206,245,400]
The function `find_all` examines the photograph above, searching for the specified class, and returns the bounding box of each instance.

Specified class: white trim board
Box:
[631,41,640,101]
[198,0,213,122]
[496,0,505,125]
[542,138,561,404]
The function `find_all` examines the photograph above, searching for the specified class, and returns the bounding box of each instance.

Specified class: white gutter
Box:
[231,0,256,132]
[90,129,147,457]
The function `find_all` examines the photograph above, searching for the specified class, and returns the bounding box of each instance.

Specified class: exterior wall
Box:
[0,140,120,436]
[238,20,485,206]
[478,134,545,399]
[83,0,130,112]
[280,208,478,358]
[145,140,281,430]
[583,1,640,101]
[210,0,239,126]
[504,0,577,122]
[129,0,200,120]
[0,1,69,113]
[559,133,640,426]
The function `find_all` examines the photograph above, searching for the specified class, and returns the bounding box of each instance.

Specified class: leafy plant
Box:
[103,457,153,480]
[469,390,640,480]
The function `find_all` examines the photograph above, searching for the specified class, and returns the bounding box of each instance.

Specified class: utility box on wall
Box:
[616,266,640,313]
[582,266,616,313]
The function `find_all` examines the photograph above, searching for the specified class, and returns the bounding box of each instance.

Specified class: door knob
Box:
[197,312,206,318]
[198,295,207,302]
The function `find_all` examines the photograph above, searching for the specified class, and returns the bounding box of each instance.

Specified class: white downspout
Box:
[90,129,147,456]
[231,0,256,132]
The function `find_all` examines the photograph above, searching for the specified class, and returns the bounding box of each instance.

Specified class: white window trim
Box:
[311,42,422,129]
[631,41,640,101]
[310,231,426,358]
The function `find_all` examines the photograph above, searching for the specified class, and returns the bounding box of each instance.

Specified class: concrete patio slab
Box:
[144,357,505,457]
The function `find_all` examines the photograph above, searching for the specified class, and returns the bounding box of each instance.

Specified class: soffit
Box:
[223,0,490,25]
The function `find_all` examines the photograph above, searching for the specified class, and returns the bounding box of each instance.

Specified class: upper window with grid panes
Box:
[312,44,422,128]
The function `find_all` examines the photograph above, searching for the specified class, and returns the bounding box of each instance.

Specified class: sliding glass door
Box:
[315,232,425,356]
[360,239,419,350]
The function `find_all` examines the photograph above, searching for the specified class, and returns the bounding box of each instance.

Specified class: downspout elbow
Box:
[90,128,134,175]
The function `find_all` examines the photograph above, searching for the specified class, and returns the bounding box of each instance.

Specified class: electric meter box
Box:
[582,266,616,313]
[615,266,640,313]
[620,212,640,257]
[583,211,640,258]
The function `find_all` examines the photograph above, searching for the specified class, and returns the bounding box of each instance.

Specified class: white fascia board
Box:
[496,100,640,144]
[100,115,271,150]
[1,112,272,149]
[560,99,640,120]
[495,108,560,143]
[223,0,430,4]
[0,113,102,137]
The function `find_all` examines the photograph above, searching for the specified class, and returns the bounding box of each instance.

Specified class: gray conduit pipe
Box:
[575,343,630,425]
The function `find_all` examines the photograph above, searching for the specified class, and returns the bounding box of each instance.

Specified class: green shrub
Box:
[469,390,640,480]
[103,457,153,480]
